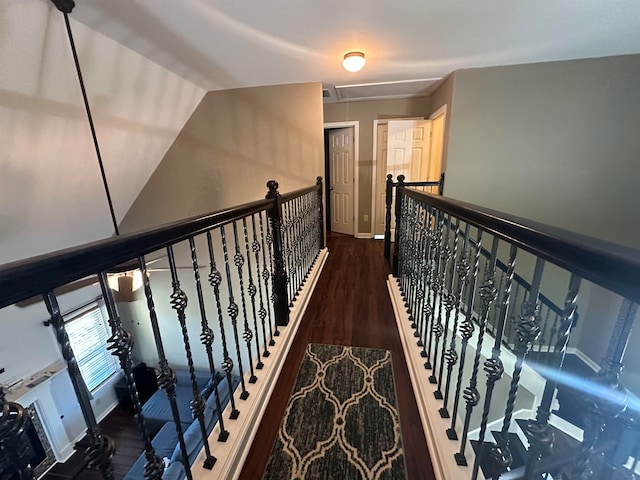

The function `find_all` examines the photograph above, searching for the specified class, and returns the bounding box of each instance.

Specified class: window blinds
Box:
[65,303,118,391]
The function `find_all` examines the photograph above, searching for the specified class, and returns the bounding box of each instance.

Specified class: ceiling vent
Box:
[330,78,443,102]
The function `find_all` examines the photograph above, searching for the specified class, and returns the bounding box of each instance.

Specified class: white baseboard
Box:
[387,275,483,480]
[569,347,600,372]
[191,248,328,480]
[355,233,374,239]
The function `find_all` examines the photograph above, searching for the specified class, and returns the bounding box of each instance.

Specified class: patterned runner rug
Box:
[263,343,407,479]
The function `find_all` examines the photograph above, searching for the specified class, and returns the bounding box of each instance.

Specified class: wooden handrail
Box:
[0,181,323,310]
[399,187,640,305]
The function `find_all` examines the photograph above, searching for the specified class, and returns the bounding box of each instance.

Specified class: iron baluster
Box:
[567,299,638,479]
[409,198,420,335]
[501,258,545,438]
[448,228,481,442]
[231,222,258,385]
[441,222,470,419]
[429,210,447,387]
[251,214,271,358]
[422,204,436,367]
[43,291,115,480]
[283,201,295,304]
[189,236,229,441]
[415,203,429,349]
[0,386,36,480]
[523,274,581,479]
[455,235,498,466]
[166,245,216,469]
[242,217,264,370]
[98,272,164,479]
[138,256,193,479]
[474,244,518,480]
[221,226,250,400]
[392,175,405,276]
[206,231,240,419]
[259,212,277,345]
[435,216,459,400]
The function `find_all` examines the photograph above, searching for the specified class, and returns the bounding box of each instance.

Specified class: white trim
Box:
[429,104,448,121]
[191,249,329,480]
[371,117,424,239]
[355,233,373,239]
[324,121,359,238]
[569,347,600,372]
[335,78,442,89]
[387,275,483,480]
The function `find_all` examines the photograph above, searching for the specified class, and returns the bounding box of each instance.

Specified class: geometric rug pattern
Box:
[263,343,407,479]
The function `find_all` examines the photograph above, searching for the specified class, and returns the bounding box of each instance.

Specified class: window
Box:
[65,301,119,391]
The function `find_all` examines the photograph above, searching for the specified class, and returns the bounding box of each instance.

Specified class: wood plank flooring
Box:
[44,234,435,479]
[239,234,435,479]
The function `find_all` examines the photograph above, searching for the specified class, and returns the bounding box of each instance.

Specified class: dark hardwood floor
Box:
[45,234,434,479]
[239,233,436,479]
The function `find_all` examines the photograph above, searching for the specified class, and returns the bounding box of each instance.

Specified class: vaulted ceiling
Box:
[73,0,640,97]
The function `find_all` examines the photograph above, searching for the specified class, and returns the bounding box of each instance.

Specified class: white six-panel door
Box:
[374,119,432,236]
[329,127,354,235]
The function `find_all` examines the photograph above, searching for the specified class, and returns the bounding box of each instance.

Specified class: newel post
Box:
[384,174,394,260]
[266,180,290,326]
[392,175,405,276]
[317,176,325,249]
[438,172,445,196]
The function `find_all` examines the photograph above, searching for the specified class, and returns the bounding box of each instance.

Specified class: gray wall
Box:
[442,54,640,391]
[324,96,432,234]
[120,82,325,232]
[445,54,640,249]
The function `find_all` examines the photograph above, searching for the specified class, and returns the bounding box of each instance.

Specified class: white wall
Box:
[0,0,204,416]
[0,0,205,265]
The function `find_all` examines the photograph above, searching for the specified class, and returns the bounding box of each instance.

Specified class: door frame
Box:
[324,121,359,237]
[371,117,424,238]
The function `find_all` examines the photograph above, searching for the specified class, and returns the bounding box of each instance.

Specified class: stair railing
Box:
[0,179,325,480]
[384,172,445,259]
[389,176,640,480]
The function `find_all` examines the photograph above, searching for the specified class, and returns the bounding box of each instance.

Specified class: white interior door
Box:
[329,127,354,235]
[374,119,431,236]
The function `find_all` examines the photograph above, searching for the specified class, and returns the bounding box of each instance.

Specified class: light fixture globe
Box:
[343,51,365,72]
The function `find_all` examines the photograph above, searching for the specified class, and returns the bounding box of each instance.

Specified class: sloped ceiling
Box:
[71,0,640,96]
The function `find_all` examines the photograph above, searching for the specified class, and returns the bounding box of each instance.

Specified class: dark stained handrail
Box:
[0,182,322,310]
[399,186,640,305]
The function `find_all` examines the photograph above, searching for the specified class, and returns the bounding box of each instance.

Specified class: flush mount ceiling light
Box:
[343,51,365,73]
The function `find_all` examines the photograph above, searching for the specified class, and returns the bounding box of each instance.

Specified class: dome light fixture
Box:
[343,51,365,73]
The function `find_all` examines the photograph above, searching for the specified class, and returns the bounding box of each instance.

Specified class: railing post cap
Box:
[266,180,280,199]
[397,174,405,184]
[316,176,323,185]
[387,174,393,181]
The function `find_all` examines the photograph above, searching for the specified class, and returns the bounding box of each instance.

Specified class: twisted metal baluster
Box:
[259,212,276,345]
[0,387,36,480]
[474,244,518,480]
[537,306,551,353]
[455,235,498,465]
[422,205,436,366]
[263,210,281,338]
[523,274,581,479]
[242,217,264,370]
[441,222,470,419]
[231,222,258,384]
[206,231,240,419]
[547,309,561,353]
[429,211,448,386]
[294,196,304,297]
[43,290,115,480]
[251,214,271,358]
[566,299,637,480]
[189,236,229,441]
[415,203,429,347]
[283,202,295,305]
[232,221,258,383]
[98,272,163,479]
[501,257,545,438]
[435,217,459,399]
[166,245,216,469]
[425,206,442,369]
[138,256,192,479]
[221,226,250,399]
[448,227,481,442]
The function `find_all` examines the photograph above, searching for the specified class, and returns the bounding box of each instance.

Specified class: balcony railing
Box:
[387,175,640,480]
[0,179,327,480]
